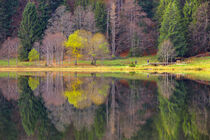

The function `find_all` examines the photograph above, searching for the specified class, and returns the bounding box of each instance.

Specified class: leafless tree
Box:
[41,33,66,66]
[117,0,156,56]
[158,39,176,63]
[73,6,98,32]
[0,37,19,66]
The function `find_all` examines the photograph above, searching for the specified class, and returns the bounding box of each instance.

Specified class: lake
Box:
[0,72,209,140]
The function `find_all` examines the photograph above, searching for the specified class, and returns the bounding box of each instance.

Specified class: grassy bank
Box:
[0,55,158,67]
[0,55,209,73]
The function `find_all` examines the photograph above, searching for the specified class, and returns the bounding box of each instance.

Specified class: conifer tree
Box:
[37,0,63,38]
[183,0,200,26]
[137,0,156,18]
[94,0,107,33]
[18,2,41,61]
[156,0,172,23]
[0,0,18,46]
[158,1,187,58]
[37,0,51,37]
[182,0,200,55]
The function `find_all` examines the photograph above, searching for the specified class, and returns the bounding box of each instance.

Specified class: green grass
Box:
[0,56,158,67]
[0,59,34,67]
[62,55,158,66]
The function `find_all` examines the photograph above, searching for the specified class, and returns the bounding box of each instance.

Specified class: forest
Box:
[0,0,209,67]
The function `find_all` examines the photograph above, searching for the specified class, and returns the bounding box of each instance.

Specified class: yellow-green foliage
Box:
[64,78,109,109]
[89,33,109,58]
[28,49,39,62]
[64,30,87,59]
[64,30,109,65]
[64,79,87,109]
[28,77,39,90]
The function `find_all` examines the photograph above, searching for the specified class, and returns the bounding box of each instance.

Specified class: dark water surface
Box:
[0,72,210,140]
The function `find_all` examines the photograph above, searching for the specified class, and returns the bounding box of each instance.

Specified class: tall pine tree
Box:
[156,0,172,24]
[183,0,200,26]
[0,0,18,47]
[18,2,41,61]
[94,0,107,33]
[158,1,187,58]
[37,0,51,37]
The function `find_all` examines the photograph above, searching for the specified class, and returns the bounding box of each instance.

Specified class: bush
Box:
[28,49,39,62]
[129,62,136,67]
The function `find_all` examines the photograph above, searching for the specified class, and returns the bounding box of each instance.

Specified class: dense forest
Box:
[0,0,209,64]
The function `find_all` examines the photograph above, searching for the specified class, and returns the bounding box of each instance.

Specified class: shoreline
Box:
[0,65,209,72]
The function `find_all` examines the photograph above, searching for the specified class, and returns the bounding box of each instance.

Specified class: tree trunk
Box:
[94,58,96,65]
[15,44,18,66]
[69,56,71,64]
[8,46,10,66]
[91,57,97,65]
[75,57,77,65]
[111,2,116,57]
[106,8,110,39]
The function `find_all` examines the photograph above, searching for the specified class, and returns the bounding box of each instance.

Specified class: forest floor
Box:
[0,55,209,74]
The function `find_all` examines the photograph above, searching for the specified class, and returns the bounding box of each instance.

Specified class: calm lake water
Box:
[0,72,209,140]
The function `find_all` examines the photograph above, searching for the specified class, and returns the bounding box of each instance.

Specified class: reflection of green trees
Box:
[124,118,158,140]
[18,76,63,139]
[156,80,187,140]
[182,110,200,140]
[38,119,63,140]
[156,78,209,140]
[156,95,181,140]
[74,105,106,140]
[0,90,17,140]
[18,76,43,135]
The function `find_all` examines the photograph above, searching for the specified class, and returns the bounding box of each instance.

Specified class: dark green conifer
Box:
[158,1,187,57]
[18,2,41,61]
[0,0,18,46]
[94,0,107,33]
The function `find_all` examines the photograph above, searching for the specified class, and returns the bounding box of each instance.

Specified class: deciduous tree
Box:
[41,32,66,65]
[28,48,40,63]
[89,33,110,65]
[0,37,19,65]
[189,2,210,55]
[65,30,86,65]
[158,39,176,63]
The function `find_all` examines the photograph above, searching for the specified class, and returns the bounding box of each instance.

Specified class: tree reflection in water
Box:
[0,72,209,140]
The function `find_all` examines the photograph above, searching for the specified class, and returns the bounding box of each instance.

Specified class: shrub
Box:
[28,49,39,62]
[129,62,136,67]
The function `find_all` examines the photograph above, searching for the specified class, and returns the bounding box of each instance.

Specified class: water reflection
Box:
[0,72,209,140]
